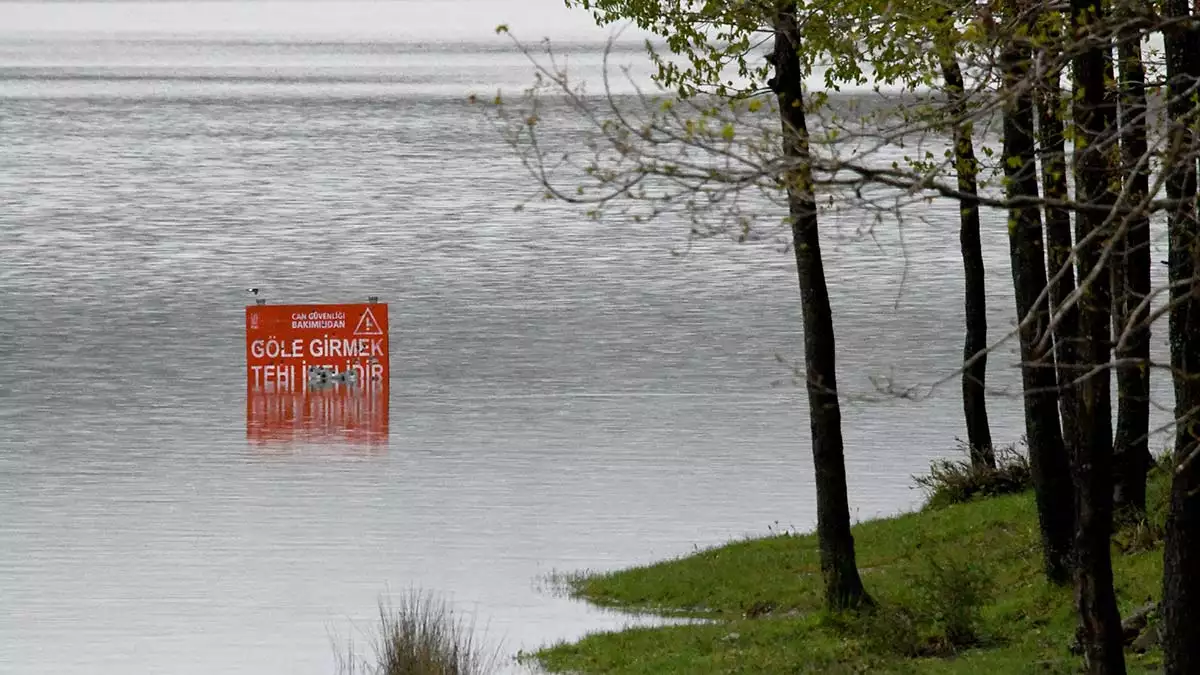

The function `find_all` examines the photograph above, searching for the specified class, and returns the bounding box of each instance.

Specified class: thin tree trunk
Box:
[1000,22,1074,587]
[1160,1,1200,670]
[941,55,995,471]
[771,3,870,611]
[1068,0,1126,670]
[1112,15,1152,522]
[1035,39,1079,586]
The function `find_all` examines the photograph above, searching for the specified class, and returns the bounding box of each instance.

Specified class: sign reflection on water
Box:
[246,383,389,447]
[245,301,390,447]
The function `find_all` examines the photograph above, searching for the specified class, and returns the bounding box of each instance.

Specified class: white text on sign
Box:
[248,337,385,360]
[249,363,386,389]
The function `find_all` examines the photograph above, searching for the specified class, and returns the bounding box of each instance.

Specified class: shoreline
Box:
[530,469,1170,674]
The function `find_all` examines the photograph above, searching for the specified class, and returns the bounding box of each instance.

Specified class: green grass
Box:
[532,466,1173,674]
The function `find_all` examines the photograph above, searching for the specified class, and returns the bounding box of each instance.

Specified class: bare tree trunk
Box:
[1113,14,1152,522]
[771,3,871,611]
[1036,43,1081,555]
[941,55,995,471]
[1000,22,1074,587]
[1160,1,1200,670]
[1068,0,1126,670]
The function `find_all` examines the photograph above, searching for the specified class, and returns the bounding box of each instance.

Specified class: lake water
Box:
[0,4,1179,674]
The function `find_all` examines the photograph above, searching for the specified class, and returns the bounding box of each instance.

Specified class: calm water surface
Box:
[0,9,1178,674]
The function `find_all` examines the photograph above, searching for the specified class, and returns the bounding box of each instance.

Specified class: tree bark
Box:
[1000,26,1074,587]
[1160,1,1200,671]
[771,3,871,611]
[1112,15,1152,522]
[941,55,995,471]
[1068,0,1126,670]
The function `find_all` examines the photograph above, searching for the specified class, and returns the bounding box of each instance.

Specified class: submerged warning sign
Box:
[245,302,389,390]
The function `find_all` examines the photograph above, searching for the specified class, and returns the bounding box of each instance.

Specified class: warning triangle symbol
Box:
[353,307,384,336]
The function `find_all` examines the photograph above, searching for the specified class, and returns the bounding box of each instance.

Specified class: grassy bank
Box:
[533,464,1171,674]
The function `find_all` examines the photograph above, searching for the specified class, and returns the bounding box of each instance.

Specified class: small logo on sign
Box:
[250,313,260,330]
[354,307,384,336]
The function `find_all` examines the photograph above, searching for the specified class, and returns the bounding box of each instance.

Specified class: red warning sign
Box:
[244,302,389,390]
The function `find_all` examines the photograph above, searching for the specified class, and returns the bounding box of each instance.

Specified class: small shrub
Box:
[915,442,1032,509]
[856,605,923,657]
[1112,453,1172,553]
[336,590,501,675]
[909,554,994,648]
[1114,519,1165,554]
[828,552,994,659]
